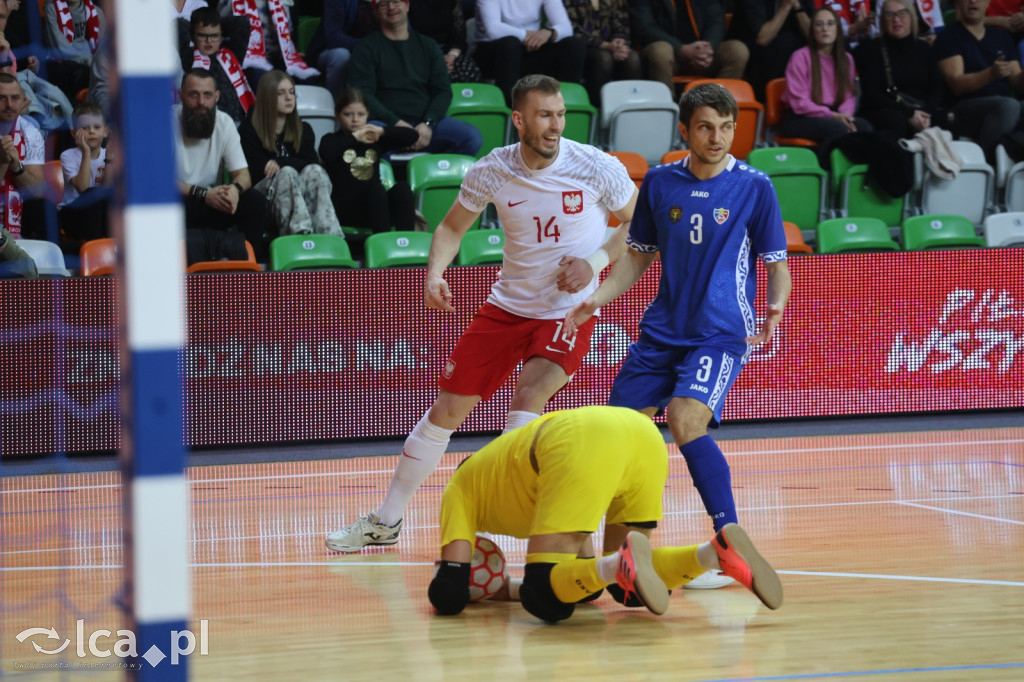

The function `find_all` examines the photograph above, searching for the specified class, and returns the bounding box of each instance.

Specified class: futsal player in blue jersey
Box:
[565,83,792,591]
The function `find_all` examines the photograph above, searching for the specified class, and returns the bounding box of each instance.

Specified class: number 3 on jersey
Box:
[534,216,561,243]
[690,213,703,245]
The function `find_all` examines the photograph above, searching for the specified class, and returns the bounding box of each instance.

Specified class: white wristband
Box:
[584,248,610,275]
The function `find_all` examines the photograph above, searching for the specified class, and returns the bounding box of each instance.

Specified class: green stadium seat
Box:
[816,217,901,254]
[380,159,395,190]
[407,154,479,231]
[296,16,320,55]
[364,231,432,268]
[457,229,504,265]
[829,149,906,227]
[269,234,359,271]
[900,214,986,250]
[559,82,598,145]
[747,147,828,231]
[447,83,511,158]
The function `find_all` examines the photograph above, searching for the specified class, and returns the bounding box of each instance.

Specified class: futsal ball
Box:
[468,535,508,602]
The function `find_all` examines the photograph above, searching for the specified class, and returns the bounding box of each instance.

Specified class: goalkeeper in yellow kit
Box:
[428,405,783,622]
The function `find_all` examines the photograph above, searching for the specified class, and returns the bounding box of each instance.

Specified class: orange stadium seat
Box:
[765,78,817,148]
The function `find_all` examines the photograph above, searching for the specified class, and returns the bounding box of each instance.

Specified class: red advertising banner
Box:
[2,250,1022,457]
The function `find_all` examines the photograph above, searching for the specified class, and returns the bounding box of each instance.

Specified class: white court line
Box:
[3,437,1022,494]
[3,563,1023,588]
[896,501,1024,525]
[4,493,1022,557]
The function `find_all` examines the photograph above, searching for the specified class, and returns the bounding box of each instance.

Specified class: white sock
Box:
[376,413,454,526]
[503,410,540,433]
[596,554,618,584]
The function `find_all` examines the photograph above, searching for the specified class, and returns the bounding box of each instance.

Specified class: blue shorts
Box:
[608,336,745,427]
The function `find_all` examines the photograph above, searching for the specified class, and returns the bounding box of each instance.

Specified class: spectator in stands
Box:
[730,0,813,99]
[409,0,483,84]
[778,5,870,159]
[854,0,944,138]
[934,0,1024,163]
[2,0,39,75]
[564,0,641,106]
[43,0,105,99]
[0,225,37,277]
[473,0,586,107]
[183,8,254,127]
[347,0,481,156]
[0,73,52,242]
[319,87,417,242]
[629,0,748,98]
[985,0,1024,40]
[174,68,272,260]
[58,103,112,241]
[239,70,343,236]
[304,0,361,96]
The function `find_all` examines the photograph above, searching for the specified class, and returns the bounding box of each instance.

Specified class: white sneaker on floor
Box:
[325,513,402,552]
[683,569,737,590]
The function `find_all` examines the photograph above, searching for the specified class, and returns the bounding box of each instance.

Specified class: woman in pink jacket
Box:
[778,5,872,158]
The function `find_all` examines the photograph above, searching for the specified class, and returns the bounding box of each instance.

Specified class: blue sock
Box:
[680,435,737,532]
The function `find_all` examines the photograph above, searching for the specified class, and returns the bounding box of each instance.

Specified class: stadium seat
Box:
[829,148,905,227]
[1000,157,1024,212]
[607,150,649,189]
[919,140,994,226]
[364,230,432,268]
[296,16,320,55]
[783,221,813,254]
[447,82,510,158]
[187,240,263,273]
[457,229,504,265]
[982,212,1024,247]
[559,81,598,145]
[43,159,64,205]
[80,238,117,276]
[900,214,985,250]
[18,238,72,276]
[600,80,679,165]
[764,78,817,148]
[379,159,395,190]
[269,233,359,271]
[660,149,690,165]
[816,217,901,253]
[295,84,337,150]
[684,78,763,160]
[747,147,828,231]
[407,154,479,231]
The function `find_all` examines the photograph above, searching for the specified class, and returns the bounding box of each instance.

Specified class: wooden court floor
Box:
[2,425,1023,681]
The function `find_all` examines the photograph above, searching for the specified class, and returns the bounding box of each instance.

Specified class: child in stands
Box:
[319,88,417,247]
[59,103,113,241]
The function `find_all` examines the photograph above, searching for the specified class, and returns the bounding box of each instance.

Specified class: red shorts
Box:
[438,302,597,400]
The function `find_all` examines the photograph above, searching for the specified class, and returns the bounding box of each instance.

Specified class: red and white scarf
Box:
[230,0,319,79]
[193,48,256,112]
[2,118,26,238]
[53,0,100,54]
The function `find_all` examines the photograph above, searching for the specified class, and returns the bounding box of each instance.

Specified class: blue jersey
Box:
[628,155,787,357]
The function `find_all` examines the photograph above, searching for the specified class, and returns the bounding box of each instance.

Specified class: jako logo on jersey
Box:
[443,359,455,379]
[669,204,682,223]
[691,191,709,198]
[713,208,729,224]
[562,191,583,214]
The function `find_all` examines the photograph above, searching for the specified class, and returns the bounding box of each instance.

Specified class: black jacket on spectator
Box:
[238,113,318,185]
[854,33,944,132]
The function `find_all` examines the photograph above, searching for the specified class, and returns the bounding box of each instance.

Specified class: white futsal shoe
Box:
[683,569,737,590]
[325,512,402,552]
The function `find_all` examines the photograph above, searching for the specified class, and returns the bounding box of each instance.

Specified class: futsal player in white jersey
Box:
[326,74,638,552]
[565,83,792,591]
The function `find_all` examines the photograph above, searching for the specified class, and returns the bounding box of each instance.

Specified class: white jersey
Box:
[458,138,635,319]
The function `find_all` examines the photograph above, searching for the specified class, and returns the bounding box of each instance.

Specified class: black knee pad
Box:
[578,587,604,603]
[520,563,576,623]
[428,561,471,616]
[607,582,671,607]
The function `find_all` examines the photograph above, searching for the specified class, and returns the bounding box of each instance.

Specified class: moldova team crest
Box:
[713,207,729,224]
[562,190,583,214]
[669,204,682,223]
